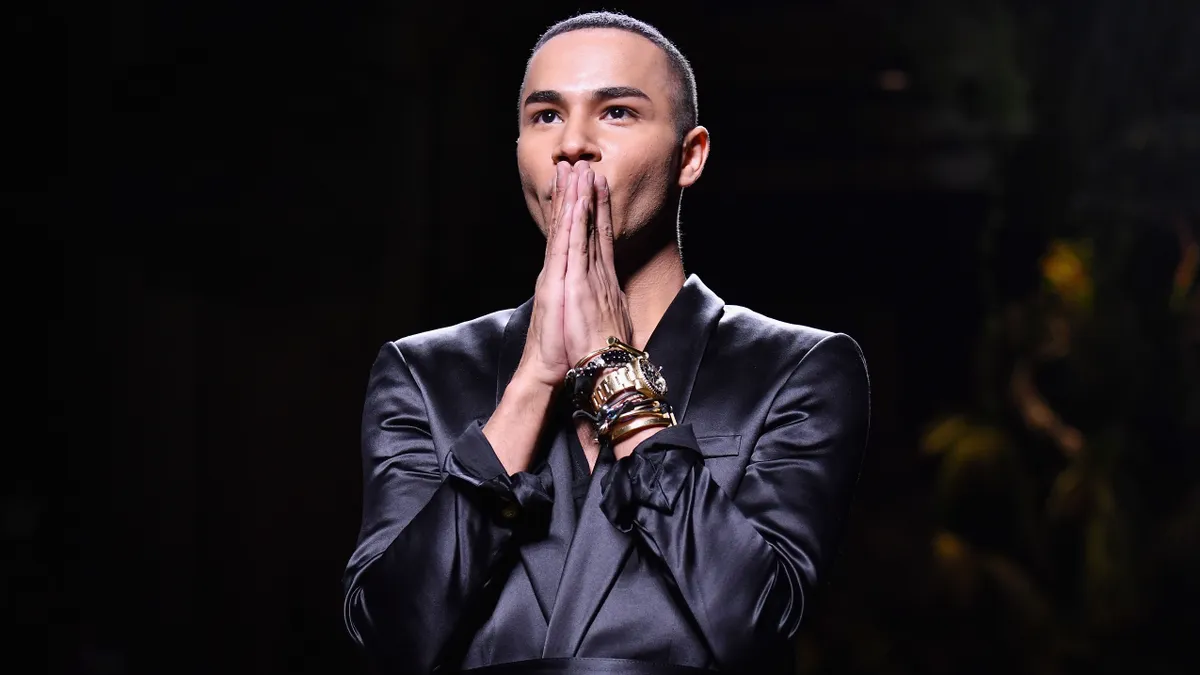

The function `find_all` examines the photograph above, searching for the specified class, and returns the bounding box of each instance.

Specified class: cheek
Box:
[608,148,672,223]
[516,140,552,232]
[609,137,673,187]
[516,144,537,192]
[516,137,554,190]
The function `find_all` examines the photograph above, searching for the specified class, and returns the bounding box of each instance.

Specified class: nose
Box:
[553,117,601,165]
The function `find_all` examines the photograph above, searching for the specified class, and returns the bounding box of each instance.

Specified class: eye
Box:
[532,110,560,124]
[604,106,635,121]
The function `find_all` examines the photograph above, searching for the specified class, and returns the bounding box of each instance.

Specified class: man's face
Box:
[517,29,682,241]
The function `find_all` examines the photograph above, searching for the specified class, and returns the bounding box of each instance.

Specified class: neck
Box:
[618,240,686,351]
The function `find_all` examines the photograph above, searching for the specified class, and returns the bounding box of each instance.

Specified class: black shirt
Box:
[564,419,594,518]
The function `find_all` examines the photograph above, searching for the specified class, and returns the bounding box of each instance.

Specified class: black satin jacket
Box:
[343,275,870,674]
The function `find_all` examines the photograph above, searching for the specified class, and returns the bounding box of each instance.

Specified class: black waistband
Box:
[459,657,716,675]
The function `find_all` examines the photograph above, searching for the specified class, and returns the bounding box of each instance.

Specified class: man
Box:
[343,11,869,675]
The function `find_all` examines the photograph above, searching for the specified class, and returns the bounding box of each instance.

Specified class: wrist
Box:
[485,369,558,476]
[613,426,665,460]
[511,364,562,397]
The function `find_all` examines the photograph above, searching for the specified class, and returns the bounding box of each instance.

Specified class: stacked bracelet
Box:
[564,348,633,410]
[564,336,677,446]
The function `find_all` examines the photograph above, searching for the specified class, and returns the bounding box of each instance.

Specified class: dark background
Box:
[49,2,1198,674]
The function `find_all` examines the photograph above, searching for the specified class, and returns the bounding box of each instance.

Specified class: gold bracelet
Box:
[572,335,644,372]
[597,396,666,437]
[603,335,647,357]
[609,407,675,438]
[609,413,674,446]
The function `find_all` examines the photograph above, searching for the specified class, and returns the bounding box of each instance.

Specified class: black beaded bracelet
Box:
[564,348,634,409]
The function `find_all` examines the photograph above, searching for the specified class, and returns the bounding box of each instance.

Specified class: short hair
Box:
[523,12,698,139]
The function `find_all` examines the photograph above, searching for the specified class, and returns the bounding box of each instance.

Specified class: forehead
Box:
[524,28,672,98]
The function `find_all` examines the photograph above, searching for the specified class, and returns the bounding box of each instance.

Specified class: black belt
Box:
[459,657,717,675]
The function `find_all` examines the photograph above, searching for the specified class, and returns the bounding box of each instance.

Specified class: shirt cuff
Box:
[599,423,703,532]
[444,420,554,527]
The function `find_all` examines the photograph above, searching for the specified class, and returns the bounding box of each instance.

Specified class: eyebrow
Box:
[522,86,652,108]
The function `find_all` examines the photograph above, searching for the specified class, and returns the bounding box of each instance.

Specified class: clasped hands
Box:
[519,160,635,391]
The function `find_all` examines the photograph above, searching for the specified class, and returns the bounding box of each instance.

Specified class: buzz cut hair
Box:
[522,11,698,139]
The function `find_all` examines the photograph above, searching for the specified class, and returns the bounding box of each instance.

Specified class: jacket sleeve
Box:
[599,332,869,669]
[342,342,553,674]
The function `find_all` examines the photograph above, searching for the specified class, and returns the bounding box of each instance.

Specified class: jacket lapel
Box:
[643,274,725,425]
[520,426,576,622]
[541,453,630,657]
[497,299,576,622]
[541,274,726,656]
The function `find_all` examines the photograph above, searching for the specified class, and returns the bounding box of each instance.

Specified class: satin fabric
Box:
[343,275,870,674]
[461,656,720,674]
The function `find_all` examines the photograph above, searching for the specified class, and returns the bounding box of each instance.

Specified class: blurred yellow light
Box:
[1041,239,1093,308]
[933,531,967,562]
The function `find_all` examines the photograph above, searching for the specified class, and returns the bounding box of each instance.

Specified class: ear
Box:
[676,126,710,189]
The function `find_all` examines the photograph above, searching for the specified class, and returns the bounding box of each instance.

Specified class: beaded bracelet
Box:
[564,348,634,410]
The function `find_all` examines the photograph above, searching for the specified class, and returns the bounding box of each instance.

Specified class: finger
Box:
[546,168,578,283]
[553,170,578,250]
[562,168,578,219]
[549,194,574,279]
[588,188,601,270]
[568,165,592,280]
[568,193,590,283]
[586,172,602,270]
[543,175,557,255]
[578,164,594,236]
[544,162,570,254]
[551,161,568,225]
[569,161,587,206]
[588,172,605,269]
[595,173,616,274]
